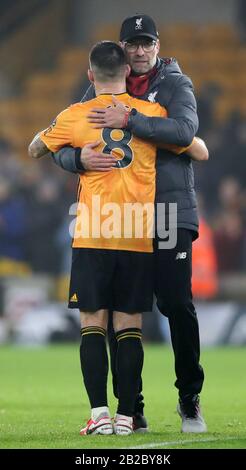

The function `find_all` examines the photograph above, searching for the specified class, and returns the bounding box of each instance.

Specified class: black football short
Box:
[68,248,153,313]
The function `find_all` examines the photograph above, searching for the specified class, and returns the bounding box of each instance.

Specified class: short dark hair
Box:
[89,41,127,81]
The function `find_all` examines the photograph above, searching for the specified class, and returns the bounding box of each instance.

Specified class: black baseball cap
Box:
[120,14,159,42]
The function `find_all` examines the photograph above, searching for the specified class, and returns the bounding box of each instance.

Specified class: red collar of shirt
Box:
[126,65,158,97]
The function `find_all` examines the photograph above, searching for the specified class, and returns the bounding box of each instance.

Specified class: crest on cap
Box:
[135,18,143,30]
[120,14,159,42]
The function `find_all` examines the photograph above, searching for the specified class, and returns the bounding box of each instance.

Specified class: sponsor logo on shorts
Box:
[70,293,78,302]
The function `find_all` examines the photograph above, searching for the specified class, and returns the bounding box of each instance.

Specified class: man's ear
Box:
[125,64,131,78]
[88,69,94,83]
[155,39,160,54]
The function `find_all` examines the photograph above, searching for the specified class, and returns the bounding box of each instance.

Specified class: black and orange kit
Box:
[40,93,187,312]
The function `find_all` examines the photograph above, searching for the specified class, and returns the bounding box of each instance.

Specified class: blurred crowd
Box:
[0,139,76,279]
[195,84,246,276]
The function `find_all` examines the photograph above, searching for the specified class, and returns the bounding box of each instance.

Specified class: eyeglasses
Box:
[124,41,157,53]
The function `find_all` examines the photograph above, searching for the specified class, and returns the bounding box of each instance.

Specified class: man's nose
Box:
[136,45,145,55]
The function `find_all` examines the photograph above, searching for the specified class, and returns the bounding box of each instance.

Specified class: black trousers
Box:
[108,228,204,406]
[154,228,204,398]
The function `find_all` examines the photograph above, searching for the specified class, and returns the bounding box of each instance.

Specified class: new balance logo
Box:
[70,293,78,302]
[176,252,187,260]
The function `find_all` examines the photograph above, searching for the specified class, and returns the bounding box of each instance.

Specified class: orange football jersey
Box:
[40,93,184,252]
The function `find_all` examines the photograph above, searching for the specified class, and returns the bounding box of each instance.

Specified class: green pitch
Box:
[0,344,245,449]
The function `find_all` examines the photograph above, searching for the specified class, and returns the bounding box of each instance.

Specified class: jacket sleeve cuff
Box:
[126,108,138,130]
[75,148,85,171]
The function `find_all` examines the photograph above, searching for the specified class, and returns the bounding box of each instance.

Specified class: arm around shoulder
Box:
[127,74,199,147]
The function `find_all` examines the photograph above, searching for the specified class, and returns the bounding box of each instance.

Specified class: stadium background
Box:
[0,0,245,451]
[0,0,245,346]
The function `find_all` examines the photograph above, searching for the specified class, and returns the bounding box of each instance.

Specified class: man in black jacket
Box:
[49,15,207,433]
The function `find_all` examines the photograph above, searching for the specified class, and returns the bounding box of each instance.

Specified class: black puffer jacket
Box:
[53,58,199,234]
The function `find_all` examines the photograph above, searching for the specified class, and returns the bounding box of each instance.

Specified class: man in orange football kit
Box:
[29,41,207,435]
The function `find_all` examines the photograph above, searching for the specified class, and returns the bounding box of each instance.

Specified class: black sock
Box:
[108,313,145,412]
[116,328,143,417]
[80,326,108,408]
[107,311,119,399]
